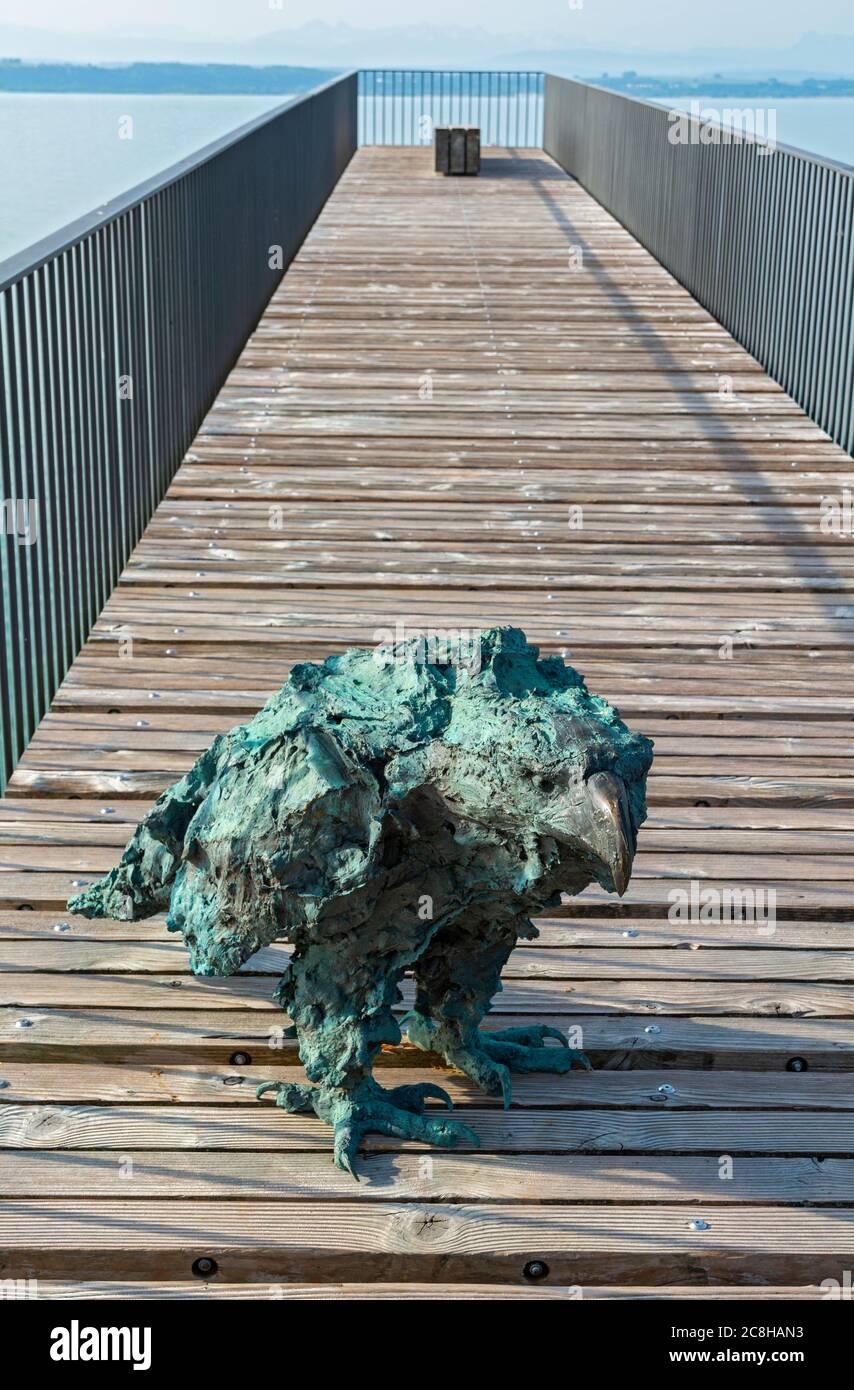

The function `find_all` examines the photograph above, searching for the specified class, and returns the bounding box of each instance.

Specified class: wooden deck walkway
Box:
[2,146,854,1298]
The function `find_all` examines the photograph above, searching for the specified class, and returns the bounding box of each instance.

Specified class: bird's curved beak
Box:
[586,770,636,896]
[535,769,640,898]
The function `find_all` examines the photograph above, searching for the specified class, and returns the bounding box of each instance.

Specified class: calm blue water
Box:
[655,96,854,167]
[1,92,851,265]
[0,93,288,263]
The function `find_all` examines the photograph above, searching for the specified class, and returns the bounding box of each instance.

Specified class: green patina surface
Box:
[70,627,653,1176]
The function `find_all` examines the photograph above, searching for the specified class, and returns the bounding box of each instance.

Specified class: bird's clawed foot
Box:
[330,1091,479,1180]
[256,1075,478,1180]
[481,1024,591,1089]
[404,1013,590,1109]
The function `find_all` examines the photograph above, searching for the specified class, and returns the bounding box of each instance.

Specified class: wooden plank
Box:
[2,1103,853,1153]
[4,912,854,949]
[4,942,854,982]
[4,973,854,1016]
[2,1064,853,1108]
[26,1282,834,1300]
[1,1203,851,1284]
[0,1009,851,1066]
[1,1151,852,1202]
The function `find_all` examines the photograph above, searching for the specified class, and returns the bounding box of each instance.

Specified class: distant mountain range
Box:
[1,22,853,78]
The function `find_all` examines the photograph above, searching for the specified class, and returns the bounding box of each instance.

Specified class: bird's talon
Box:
[486,1024,570,1048]
[333,1120,363,1180]
[255,1079,316,1112]
[384,1081,454,1113]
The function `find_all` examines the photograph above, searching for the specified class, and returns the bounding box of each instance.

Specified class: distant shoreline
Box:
[597,74,854,99]
[0,61,339,95]
[0,61,852,100]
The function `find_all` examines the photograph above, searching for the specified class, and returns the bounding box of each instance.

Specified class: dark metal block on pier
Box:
[435,126,481,175]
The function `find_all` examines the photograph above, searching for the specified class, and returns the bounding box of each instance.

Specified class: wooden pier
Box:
[2,147,853,1297]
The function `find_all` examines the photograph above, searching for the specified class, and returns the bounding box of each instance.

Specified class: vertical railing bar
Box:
[118,210,139,557]
[32,263,64,702]
[127,206,146,544]
[798,163,823,418]
[420,70,425,146]
[64,246,91,655]
[42,258,71,681]
[770,154,797,383]
[98,226,121,596]
[815,173,842,432]
[831,180,854,451]
[16,276,49,728]
[24,268,55,713]
[816,167,838,425]
[790,160,816,406]
[756,145,782,378]
[79,235,106,622]
[0,286,28,769]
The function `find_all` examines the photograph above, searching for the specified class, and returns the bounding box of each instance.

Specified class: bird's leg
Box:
[407,913,589,1107]
[256,941,478,1178]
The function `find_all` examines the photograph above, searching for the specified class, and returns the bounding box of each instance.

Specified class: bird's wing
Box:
[67,730,237,920]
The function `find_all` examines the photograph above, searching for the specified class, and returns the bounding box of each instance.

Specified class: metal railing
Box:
[0,71,357,789]
[544,74,854,456]
[358,70,543,147]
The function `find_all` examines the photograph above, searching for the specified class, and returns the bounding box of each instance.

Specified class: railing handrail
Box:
[360,68,543,75]
[550,74,854,179]
[0,70,357,294]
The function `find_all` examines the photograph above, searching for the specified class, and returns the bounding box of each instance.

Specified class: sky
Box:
[2,0,853,49]
[1,0,854,72]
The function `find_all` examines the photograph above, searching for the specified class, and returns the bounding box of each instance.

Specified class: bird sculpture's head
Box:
[387,627,653,901]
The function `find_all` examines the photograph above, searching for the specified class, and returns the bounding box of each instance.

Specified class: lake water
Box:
[0,93,287,264]
[655,96,854,168]
[1,91,852,266]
